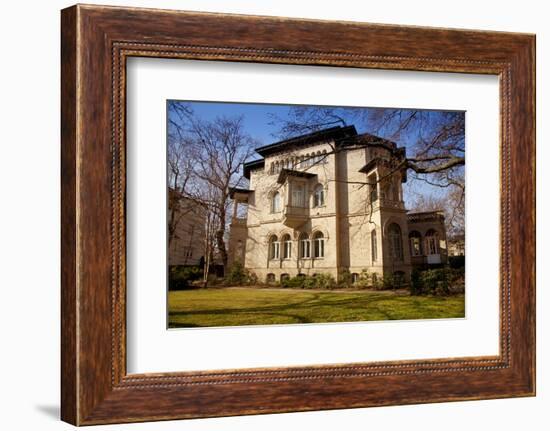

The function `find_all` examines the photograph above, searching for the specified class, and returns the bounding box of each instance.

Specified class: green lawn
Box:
[168,288,465,328]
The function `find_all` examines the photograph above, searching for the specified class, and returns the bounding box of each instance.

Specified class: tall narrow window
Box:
[368,173,378,202]
[299,232,310,258]
[269,235,279,260]
[282,234,292,259]
[371,229,378,262]
[291,183,305,207]
[388,223,403,261]
[313,184,325,207]
[409,230,423,256]
[313,231,325,258]
[426,229,439,255]
[271,191,281,213]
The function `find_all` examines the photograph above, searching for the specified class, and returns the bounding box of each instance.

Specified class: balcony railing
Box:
[371,198,404,210]
[282,205,308,228]
[284,205,308,217]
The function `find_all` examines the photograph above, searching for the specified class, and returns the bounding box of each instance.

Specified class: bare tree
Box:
[270,106,464,179]
[408,188,465,238]
[270,106,465,225]
[168,103,257,270]
[167,103,196,246]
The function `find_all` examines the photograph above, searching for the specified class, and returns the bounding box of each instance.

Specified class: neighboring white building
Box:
[227,125,448,283]
[168,190,206,267]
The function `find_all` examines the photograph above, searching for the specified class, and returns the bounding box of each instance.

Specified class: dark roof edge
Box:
[243,158,265,179]
[407,210,446,220]
[277,168,317,184]
[229,187,253,199]
[254,125,358,157]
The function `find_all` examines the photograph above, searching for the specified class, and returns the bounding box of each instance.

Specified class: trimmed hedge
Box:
[410,267,464,296]
[281,273,336,289]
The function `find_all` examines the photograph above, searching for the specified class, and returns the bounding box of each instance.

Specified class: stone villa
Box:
[228,125,448,283]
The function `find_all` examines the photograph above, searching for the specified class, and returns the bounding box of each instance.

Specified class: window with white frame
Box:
[299,233,310,258]
[291,183,305,207]
[269,235,280,259]
[409,230,423,256]
[271,191,281,213]
[282,234,292,259]
[426,229,439,255]
[313,231,325,258]
[313,184,325,207]
[371,229,378,262]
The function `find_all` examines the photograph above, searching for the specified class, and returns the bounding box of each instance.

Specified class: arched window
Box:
[268,235,280,260]
[322,149,328,163]
[388,223,403,261]
[426,229,440,255]
[271,191,281,213]
[409,230,423,256]
[266,273,276,283]
[299,232,310,258]
[371,229,378,262]
[313,184,325,207]
[351,273,359,284]
[282,234,292,259]
[281,273,290,282]
[313,231,325,258]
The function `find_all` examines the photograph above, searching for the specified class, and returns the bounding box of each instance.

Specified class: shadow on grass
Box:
[169,311,313,328]
[168,292,405,327]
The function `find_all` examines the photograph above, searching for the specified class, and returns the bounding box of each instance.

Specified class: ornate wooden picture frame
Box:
[61,4,535,425]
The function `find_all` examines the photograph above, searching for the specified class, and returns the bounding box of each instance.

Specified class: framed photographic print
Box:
[61,4,535,425]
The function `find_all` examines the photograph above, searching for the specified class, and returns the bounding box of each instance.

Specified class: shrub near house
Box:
[168,265,202,290]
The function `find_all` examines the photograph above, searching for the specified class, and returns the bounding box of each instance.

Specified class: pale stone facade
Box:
[168,193,206,267]
[228,126,448,283]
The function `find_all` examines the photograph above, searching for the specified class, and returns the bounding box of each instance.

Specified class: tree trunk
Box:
[216,228,228,270]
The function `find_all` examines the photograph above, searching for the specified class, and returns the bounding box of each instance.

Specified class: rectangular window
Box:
[411,238,421,256]
[314,238,324,258]
[371,231,378,262]
[300,239,310,258]
[272,192,281,213]
[427,237,438,255]
[284,241,292,259]
[271,242,280,259]
[292,183,305,207]
[368,174,378,202]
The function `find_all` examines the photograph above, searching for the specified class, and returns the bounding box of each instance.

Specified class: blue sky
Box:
[168,100,465,207]
[179,100,294,145]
